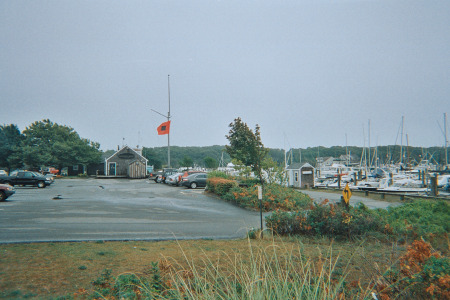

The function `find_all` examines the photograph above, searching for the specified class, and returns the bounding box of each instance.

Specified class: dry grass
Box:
[0,237,405,298]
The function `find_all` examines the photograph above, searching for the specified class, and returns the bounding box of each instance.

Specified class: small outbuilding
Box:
[104,146,148,178]
[286,162,315,188]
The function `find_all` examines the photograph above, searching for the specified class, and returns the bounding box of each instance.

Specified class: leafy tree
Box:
[142,148,163,169]
[21,119,101,171]
[225,117,268,184]
[262,156,288,185]
[179,155,193,168]
[204,156,218,169]
[0,124,24,171]
[231,158,252,178]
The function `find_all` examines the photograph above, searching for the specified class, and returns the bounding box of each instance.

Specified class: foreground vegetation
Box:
[205,172,450,299]
[1,236,447,299]
[1,171,448,299]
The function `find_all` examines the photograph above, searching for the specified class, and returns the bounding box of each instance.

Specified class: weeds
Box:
[87,239,378,299]
[374,239,450,299]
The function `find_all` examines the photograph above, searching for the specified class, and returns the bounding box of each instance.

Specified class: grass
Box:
[0,236,406,299]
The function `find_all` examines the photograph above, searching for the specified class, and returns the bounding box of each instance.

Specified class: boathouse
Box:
[104,146,148,178]
[286,163,315,188]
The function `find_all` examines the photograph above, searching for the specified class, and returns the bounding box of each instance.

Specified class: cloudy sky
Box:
[1,0,449,151]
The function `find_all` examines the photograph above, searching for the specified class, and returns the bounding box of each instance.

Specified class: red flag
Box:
[157,121,171,135]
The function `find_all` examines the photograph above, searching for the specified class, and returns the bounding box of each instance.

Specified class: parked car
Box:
[0,184,15,201]
[0,171,53,188]
[42,167,59,175]
[34,172,55,183]
[156,168,178,184]
[180,173,208,189]
[167,172,184,186]
[180,170,204,182]
[151,170,164,183]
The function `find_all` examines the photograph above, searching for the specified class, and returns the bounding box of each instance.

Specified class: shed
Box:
[286,162,315,188]
[104,146,148,178]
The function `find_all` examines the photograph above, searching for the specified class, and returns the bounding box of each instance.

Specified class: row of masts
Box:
[286,113,449,170]
[359,114,448,170]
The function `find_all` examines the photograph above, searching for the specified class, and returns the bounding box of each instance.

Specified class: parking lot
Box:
[0,178,262,243]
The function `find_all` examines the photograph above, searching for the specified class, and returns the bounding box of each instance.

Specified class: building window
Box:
[73,165,78,171]
[294,171,299,182]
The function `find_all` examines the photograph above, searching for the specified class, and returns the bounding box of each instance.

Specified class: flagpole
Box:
[167,74,171,168]
[151,74,172,168]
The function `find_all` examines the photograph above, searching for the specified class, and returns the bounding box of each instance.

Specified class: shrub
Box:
[266,200,385,239]
[265,210,310,236]
[382,200,450,239]
[218,183,313,211]
[206,177,238,196]
[374,239,450,299]
[237,177,260,187]
[207,170,235,180]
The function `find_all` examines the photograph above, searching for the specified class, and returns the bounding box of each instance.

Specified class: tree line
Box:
[1,119,447,173]
[143,145,449,170]
[0,120,101,173]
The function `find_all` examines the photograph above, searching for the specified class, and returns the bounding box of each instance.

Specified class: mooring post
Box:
[430,175,438,197]
[338,174,341,189]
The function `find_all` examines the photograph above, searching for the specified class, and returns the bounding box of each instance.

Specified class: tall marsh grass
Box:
[92,239,374,299]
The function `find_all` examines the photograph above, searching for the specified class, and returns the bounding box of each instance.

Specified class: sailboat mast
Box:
[345,133,349,166]
[400,116,404,165]
[445,113,448,166]
[368,120,371,169]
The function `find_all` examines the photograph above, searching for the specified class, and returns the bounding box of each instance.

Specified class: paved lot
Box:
[0,178,262,243]
[301,190,402,209]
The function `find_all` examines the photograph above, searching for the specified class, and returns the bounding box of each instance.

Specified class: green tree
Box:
[21,119,101,171]
[0,124,24,171]
[225,117,268,184]
[179,155,193,168]
[262,156,288,185]
[204,156,218,169]
[142,148,163,169]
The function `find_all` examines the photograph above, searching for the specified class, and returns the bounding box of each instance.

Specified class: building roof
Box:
[105,146,148,163]
[286,162,314,170]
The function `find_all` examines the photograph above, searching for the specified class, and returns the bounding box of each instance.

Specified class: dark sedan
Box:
[180,173,208,189]
[0,171,53,188]
[0,184,15,201]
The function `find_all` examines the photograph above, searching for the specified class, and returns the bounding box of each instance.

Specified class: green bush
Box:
[207,170,234,179]
[218,183,313,211]
[381,200,450,238]
[237,177,260,187]
[266,201,385,239]
[266,199,450,241]
[206,177,238,196]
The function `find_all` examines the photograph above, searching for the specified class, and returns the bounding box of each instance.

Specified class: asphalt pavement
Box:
[0,179,401,243]
[300,189,402,209]
[0,178,262,243]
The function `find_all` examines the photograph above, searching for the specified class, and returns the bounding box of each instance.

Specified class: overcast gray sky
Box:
[1,0,449,151]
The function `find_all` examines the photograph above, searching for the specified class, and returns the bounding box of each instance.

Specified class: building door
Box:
[108,163,116,176]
